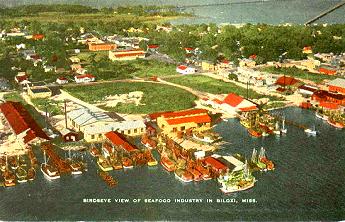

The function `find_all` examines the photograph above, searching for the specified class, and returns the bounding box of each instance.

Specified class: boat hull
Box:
[220,182,255,194]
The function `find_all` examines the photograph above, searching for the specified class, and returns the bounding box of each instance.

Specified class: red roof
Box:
[15,75,28,83]
[33,34,44,40]
[222,93,243,107]
[177,65,188,70]
[249,54,257,60]
[162,109,208,118]
[212,98,223,104]
[115,52,145,58]
[105,131,137,152]
[148,44,159,49]
[319,101,339,109]
[319,67,337,75]
[276,76,299,86]
[58,77,67,81]
[303,46,312,51]
[75,74,95,79]
[0,101,49,143]
[166,114,211,125]
[221,59,230,64]
[204,157,227,171]
[298,85,318,92]
[184,47,194,51]
[239,106,257,111]
[148,111,173,120]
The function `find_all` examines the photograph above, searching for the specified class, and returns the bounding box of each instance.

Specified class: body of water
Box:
[2,0,345,24]
[0,107,344,220]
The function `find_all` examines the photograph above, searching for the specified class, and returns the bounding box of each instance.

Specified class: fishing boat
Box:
[16,166,28,183]
[218,160,256,194]
[248,128,262,138]
[305,126,317,136]
[175,169,193,183]
[273,121,281,135]
[258,147,275,171]
[315,111,329,121]
[41,152,60,180]
[70,162,83,175]
[112,160,123,170]
[188,169,203,182]
[147,156,158,166]
[160,156,176,172]
[3,170,16,187]
[122,157,134,169]
[281,117,287,134]
[90,146,101,157]
[97,156,113,171]
[27,167,36,181]
[195,165,212,180]
[327,119,344,129]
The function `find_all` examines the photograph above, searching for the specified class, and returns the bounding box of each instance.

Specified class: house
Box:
[220,93,257,114]
[15,73,30,86]
[67,108,146,142]
[0,101,50,144]
[303,46,313,54]
[70,63,82,71]
[328,78,345,94]
[239,58,256,68]
[201,61,216,72]
[105,131,138,153]
[88,43,117,51]
[75,74,95,83]
[275,76,300,87]
[27,86,52,98]
[69,56,80,63]
[56,77,68,85]
[32,34,44,40]
[60,128,79,142]
[109,48,145,61]
[43,65,55,73]
[147,44,159,53]
[76,68,88,75]
[176,65,196,74]
[155,109,211,135]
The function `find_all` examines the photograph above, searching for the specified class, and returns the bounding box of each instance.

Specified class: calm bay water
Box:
[2,0,345,24]
[0,107,344,220]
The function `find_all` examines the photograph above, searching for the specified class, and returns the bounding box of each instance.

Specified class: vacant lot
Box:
[64,82,197,114]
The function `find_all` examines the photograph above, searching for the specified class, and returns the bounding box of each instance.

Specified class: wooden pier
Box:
[305,1,345,25]
[41,143,71,174]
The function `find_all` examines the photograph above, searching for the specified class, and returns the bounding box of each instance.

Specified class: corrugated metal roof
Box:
[84,120,146,135]
[67,108,113,127]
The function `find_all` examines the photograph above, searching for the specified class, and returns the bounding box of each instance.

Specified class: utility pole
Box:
[64,99,67,129]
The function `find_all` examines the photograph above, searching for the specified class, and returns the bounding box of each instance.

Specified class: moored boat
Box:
[90,147,101,157]
[122,157,134,169]
[97,156,113,171]
[16,166,28,183]
[248,128,262,138]
[160,157,176,172]
[27,167,36,181]
[175,169,193,183]
[327,119,344,129]
[41,163,60,180]
[70,162,83,175]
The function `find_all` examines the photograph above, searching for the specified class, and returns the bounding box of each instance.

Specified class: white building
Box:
[176,65,196,74]
[56,77,68,85]
[74,74,95,83]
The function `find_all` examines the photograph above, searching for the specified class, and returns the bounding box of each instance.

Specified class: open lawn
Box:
[260,67,337,84]
[86,59,177,81]
[166,75,262,99]
[64,82,197,114]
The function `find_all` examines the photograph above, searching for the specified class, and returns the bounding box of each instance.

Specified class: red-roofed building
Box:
[221,93,257,114]
[89,43,117,51]
[74,74,95,83]
[109,48,145,61]
[148,44,159,49]
[275,76,300,87]
[105,131,138,153]
[319,67,337,75]
[312,90,345,107]
[32,34,44,40]
[0,101,49,144]
[319,101,339,110]
[303,46,313,54]
[176,65,196,74]
[15,74,30,85]
[156,109,211,134]
[56,77,68,85]
[249,54,257,60]
[203,156,228,174]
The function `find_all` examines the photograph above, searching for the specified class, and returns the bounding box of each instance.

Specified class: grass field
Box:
[166,75,263,99]
[64,82,197,114]
[260,67,337,84]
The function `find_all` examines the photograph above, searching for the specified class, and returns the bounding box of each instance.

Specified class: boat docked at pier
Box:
[27,167,36,181]
[90,146,101,157]
[315,112,329,121]
[122,157,134,169]
[41,152,60,180]
[218,160,256,194]
[160,156,176,172]
[16,166,28,183]
[97,156,113,171]
[327,119,344,129]
[175,169,193,183]
[248,128,262,138]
